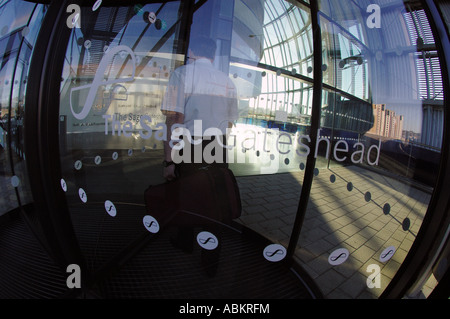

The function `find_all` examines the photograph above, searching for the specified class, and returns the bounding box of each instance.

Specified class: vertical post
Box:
[287,0,322,258]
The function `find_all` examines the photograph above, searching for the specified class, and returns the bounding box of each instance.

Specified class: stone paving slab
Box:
[234,164,431,299]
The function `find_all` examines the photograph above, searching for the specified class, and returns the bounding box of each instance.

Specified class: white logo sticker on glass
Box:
[78,188,87,203]
[328,248,349,265]
[92,0,102,11]
[94,155,102,165]
[112,152,118,160]
[69,45,136,120]
[143,215,159,233]
[379,246,396,263]
[61,178,67,192]
[263,244,286,262]
[148,12,157,24]
[74,160,82,170]
[104,200,117,217]
[11,175,20,188]
[197,231,218,250]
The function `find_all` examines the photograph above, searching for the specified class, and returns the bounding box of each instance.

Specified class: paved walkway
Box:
[234,164,431,299]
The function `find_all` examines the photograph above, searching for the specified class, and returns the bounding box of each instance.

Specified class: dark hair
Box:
[190,36,216,60]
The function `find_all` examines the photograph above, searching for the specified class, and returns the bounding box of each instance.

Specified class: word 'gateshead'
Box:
[102,115,381,166]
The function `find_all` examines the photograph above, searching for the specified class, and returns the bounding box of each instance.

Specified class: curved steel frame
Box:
[24,0,88,284]
[287,0,322,257]
[380,0,450,299]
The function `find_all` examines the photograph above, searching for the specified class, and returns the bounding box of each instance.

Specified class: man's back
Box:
[163,57,238,136]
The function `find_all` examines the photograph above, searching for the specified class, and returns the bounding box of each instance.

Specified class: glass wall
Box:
[59,1,187,271]
[0,1,47,216]
[293,0,443,298]
[56,0,444,297]
[0,0,445,299]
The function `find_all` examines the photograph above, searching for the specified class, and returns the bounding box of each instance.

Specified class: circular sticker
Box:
[94,155,102,165]
[74,160,82,170]
[328,248,349,266]
[11,175,20,188]
[84,40,91,49]
[60,178,67,192]
[143,215,159,234]
[104,200,117,217]
[379,246,396,263]
[92,0,102,11]
[347,182,353,192]
[128,149,133,156]
[78,188,87,203]
[112,152,119,160]
[148,12,156,24]
[197,231,218,250]
[263,244,286,262]
[402,218,411,231]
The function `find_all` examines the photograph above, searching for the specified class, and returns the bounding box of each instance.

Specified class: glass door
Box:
[59,1,185,273]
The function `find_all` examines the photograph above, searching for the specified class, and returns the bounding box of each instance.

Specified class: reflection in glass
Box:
[59,2,185,271]
[293,0,444,298]
[53,0,444,298]
[0,1,47,216]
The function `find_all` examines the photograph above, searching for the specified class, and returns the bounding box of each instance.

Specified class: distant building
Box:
[368,104,404,140]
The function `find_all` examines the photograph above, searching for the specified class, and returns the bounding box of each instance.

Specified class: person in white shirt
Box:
[159,37,239,274]
[161,36,238,181]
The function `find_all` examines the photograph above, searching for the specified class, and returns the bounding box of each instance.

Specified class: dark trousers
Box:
[171,135,228,276]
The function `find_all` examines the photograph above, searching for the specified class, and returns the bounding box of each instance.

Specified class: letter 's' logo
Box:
[69,45,136,120]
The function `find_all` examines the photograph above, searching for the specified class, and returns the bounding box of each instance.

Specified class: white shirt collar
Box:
[193,58,213,65]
